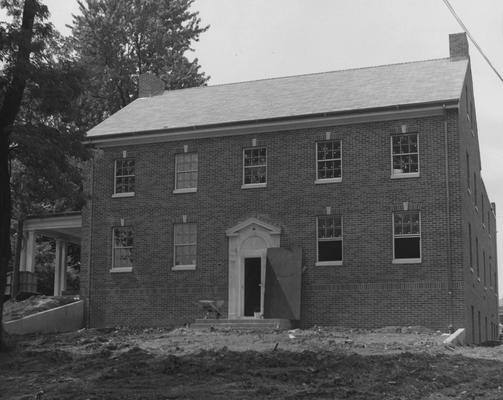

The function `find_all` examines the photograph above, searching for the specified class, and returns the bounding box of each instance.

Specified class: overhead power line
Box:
[441,0,503,84]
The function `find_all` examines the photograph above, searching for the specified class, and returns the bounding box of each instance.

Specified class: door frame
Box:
[242,252,266,318]
[226,218,280,319]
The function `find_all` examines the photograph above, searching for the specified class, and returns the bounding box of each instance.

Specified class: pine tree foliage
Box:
[70,0,209,129]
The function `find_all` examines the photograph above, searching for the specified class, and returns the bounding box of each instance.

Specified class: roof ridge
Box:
[160,57,454,96]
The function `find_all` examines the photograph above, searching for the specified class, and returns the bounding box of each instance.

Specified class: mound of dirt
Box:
[3,295,79,322]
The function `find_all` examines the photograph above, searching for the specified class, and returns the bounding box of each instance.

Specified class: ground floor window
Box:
[112,227,133,270]
[316,215,342,265]
[393,211,421,262]
[173,223,197,269]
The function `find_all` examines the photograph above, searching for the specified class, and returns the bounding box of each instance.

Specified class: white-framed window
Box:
[391,134,419,178]
[316,215,342,266]
[174,153,198,193]
[113,158,135,197]
[173,223,197,270]
[242,147,267,188]
[316,140,342,183]
[393,211,421,263]
[111,226,133,272]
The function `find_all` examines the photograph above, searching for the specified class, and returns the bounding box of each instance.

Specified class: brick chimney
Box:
[449,32,469,59]
[138,73,165,97]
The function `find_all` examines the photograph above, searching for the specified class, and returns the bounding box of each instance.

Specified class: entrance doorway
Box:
[244,258,261,316]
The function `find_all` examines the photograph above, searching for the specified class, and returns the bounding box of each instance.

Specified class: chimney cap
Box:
[449,32,469,60]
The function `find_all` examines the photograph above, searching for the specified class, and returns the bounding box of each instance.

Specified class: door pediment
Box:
[226,217,280,237]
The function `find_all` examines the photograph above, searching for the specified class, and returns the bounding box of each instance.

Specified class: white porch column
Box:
[54,239,67,296]
[23,230,37,272]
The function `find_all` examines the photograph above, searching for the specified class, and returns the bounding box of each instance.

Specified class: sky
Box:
[17,0,503,290]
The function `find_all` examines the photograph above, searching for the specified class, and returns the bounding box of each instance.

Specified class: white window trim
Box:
[315,260,343,267]
[241,182,267,189]
[110,267,133,273]
[315,178,342,184]
[173,224,197,270]
[172,264,196,271]
[113,159,135,197]
[242,147,267,188]
[392,211,422,264]
[316,215,343,266]
[390,134,420,178]
[174,153,198,192]
[173,187,197,194]
[111,227,133,272]
[112,192,135,198]
[315,140,342,183]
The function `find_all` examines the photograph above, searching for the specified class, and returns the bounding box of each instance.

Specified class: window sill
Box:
[241,183,267,189]
[172,264,196,271]
[392,258,421,264]
[112,192,135,198]
[173,188,197,194]
[315,261,342,267]
[390,172,420,179]
[110,267,133,273]
[314,178,342,184]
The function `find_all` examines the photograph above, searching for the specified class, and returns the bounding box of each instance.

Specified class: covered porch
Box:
[6,212,82,298]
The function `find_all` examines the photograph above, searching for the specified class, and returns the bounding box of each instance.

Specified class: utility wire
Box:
[441,0,503,84]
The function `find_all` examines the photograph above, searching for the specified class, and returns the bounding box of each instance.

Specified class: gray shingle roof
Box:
[87,57,468,138]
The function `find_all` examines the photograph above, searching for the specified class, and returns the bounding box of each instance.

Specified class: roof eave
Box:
[85,99,459,147]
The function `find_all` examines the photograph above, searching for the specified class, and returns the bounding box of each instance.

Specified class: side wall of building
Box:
[458,66,499,343]
[85,112,466,330]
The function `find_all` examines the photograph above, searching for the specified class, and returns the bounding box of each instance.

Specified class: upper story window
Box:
[468,223,473,267]
[474,173,478,207]
[112,226,133,272]
[316,140,342,183]
[481,194,485,223]
[466,152,470,190]
[243,147,267,188]
[114,158,135,197]
[174,153,198,193]
[316,215,343,266]
[393,211,421,263]
[173,223,197,270]
[391,134,419,178]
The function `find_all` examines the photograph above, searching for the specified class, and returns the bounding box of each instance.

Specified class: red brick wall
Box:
[457,67,499,343]
[80,107,496,335]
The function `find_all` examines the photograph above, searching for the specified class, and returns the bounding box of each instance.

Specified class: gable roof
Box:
[87,57,468,138]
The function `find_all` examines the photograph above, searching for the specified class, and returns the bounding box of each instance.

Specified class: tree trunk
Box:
[0,0,37,351]
[11,218,25,300]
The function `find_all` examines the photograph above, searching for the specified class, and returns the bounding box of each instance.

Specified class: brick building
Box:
[83,33,498,343]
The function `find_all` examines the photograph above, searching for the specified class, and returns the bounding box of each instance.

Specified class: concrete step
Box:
[191,318,292,330]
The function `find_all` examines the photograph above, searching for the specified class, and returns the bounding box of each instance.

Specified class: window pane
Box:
[174,224,196,244]
[394,237,420,259]
[318,240,342,262]
[114,248,132,269]
[318,216,342,239]
[114,227,133,247]
[115,159,135,193]
[175,244,196,265]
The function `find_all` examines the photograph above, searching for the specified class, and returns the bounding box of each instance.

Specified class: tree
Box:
[0,0,40,350]
[0,0,89,349]
[70,0,209,130]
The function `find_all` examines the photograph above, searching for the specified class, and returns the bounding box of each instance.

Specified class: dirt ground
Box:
[2,325,503,400]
